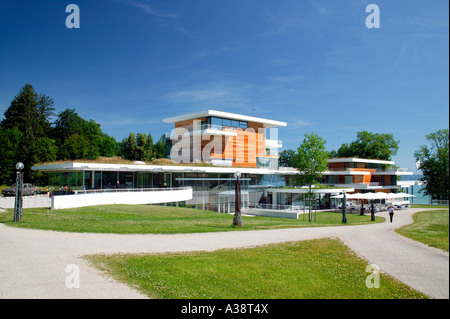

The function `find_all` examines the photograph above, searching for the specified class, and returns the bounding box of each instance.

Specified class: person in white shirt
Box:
[387,205,394,223]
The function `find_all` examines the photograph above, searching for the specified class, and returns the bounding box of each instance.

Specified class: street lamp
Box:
[14,162,24,222]
[232,171,243,227]
[342,190,347,224]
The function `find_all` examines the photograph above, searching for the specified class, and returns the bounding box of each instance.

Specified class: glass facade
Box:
[49,172,83,191]
[45,170,284,212]
[202,116,248,130]
[48,171,158,190]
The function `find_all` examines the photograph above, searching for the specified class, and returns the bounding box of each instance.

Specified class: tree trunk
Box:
[233,180,243,227]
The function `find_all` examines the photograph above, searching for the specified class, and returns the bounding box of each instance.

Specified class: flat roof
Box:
[163,109,287,128]
[327,157,395,165]
[32,162,298,175]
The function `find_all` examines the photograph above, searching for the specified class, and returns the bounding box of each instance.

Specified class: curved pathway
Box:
[0,208,448,299]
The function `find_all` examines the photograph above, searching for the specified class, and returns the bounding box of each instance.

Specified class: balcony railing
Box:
[265,139,282,148]
[328,167,410,173]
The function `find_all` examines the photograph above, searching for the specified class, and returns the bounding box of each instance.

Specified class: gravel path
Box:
[0,208,448,299]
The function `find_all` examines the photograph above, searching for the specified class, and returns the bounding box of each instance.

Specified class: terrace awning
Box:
[331,192,415,200]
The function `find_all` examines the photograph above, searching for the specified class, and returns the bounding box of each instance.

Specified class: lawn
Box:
[396,210,449,251]
[0,204,383,234]
[86,238,427,299]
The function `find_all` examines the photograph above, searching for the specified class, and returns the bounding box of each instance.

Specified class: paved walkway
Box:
[0,208,448,299]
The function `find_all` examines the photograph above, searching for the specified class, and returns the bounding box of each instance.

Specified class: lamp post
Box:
[232,171,243,227]
[370,200,375,222]
[342,190,347,224]
[14,162,24,222]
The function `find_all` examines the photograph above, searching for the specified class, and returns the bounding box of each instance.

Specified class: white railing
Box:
[254,203,304,212]
[375,168,410,173]
[265,139,283,148]
[51,187,193,210]
[71,187,191,195]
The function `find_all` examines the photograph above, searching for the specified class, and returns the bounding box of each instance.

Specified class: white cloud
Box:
[122,0,178,18]
[309,0,329,15]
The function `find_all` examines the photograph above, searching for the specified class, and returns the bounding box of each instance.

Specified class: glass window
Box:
[239,121,248,129]
[102,172,118,189]
[211,117,222,128]
[222,119,231,127]
[344,176,353,184]
[231,120,240,128]
[94,172,102,189]
[84,171,92,189]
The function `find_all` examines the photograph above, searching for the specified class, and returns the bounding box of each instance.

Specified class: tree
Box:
[1,84,55,136]
[136,133,154,161]
[414,129,449,200]
[52,108,117,160]
[99,133,120,157]
[53,108,85,140]
[334,131,399,161]
[120,133,156,161]
[291,132,329,222]
[153,134,167,159]
[1,84,55,181]
[0,127,23,185]
[279,149,295,167]
[60,134,92,160]
[120,133,137,160]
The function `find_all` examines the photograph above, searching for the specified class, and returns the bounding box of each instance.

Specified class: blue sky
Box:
[1,0,448,171]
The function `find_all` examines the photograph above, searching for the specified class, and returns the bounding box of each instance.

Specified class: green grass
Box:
[86,238,427,299]
[0,205,383,234]
[411,204,449,209]
[396,210,449,251]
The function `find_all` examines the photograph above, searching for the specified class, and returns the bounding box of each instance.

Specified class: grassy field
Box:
[396,210,449,251]
[411,204,449,209]
[86,238,427,299]
[0,204,383,234]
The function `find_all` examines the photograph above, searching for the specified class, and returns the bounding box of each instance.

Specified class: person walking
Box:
[387,205,395,223]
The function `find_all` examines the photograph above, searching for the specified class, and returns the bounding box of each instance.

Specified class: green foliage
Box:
[154,134,167,159]
[1,84,55,137]
[60,134,93,160]
[52,108,117,160]
[292,132,329,187]
[32,137,58,163]
[291,132,329,222]
[120,132,156,161]
[120,133,167,161]
[279,149,295,167]
[414,129,449,200]
[334,131,399,161]
[1,84,55,183]
[0,127,23,185]
[99,133,120,157]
